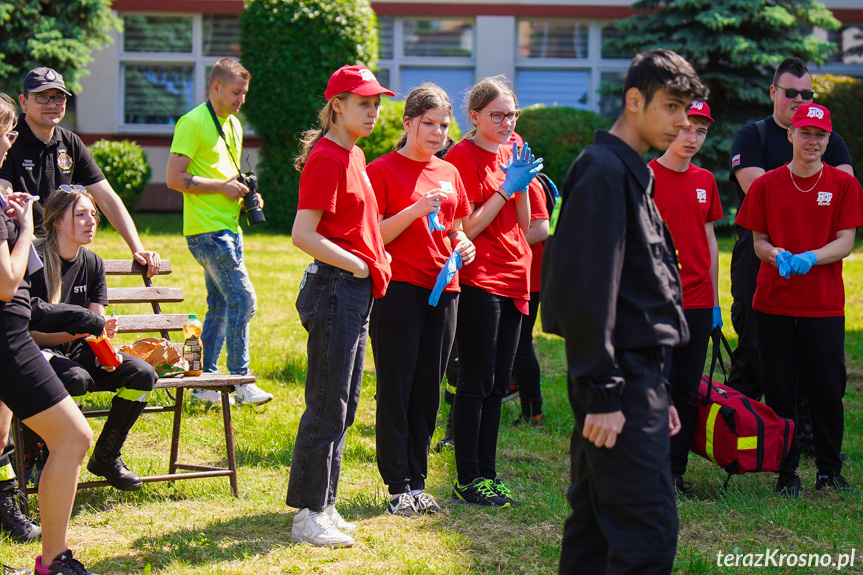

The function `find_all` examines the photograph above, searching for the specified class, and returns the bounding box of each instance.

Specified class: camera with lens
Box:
[238,171,265,225]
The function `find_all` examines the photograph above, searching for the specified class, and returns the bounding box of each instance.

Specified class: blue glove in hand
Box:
[712,305,723,330]
[775,250,792,279]
[789,251,817,276]
[429,250,462,307]
[428,211,445,233]
[500,141,543,197]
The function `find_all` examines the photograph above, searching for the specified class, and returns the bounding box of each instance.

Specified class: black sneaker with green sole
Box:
[452,478,511,508]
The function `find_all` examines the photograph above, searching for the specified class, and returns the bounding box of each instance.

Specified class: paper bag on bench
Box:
[118,337,186,377]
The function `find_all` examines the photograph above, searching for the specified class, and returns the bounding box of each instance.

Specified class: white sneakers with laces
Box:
[291,508,354,547]
[233,383,273,405]
[191,389,234,406]
[324,504,357,534]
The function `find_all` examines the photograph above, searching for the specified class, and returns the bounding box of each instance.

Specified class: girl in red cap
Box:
[444,76,542,508]
[287,65,393,547]
[736,103,863,497]
[648,100,723,494]
[365,83,476,517]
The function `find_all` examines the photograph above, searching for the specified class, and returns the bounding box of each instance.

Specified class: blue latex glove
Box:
[775,250,792,279]
[428,211,445,233]
[500,141,543,197]
[789,251,817,275]
[429,250,463,307]
[712,305,723,330]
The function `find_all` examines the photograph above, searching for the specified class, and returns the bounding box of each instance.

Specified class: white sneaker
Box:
[387,493,419,517]
[233,383,273,406]
[191,389,234,406]
[291,508,354,547]
[324,504,357,534]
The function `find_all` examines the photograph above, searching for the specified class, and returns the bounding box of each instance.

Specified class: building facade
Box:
[75,0,863,209]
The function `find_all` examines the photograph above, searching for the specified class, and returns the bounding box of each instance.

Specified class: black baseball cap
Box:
[23,67,71,95]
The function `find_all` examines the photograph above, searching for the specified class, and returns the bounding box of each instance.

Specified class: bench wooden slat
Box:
[107,286,184,304]
[104,259,173,276]
[116,313,188,333]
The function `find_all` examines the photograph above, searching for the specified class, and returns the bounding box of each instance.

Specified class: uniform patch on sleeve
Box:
[731,154,741,168]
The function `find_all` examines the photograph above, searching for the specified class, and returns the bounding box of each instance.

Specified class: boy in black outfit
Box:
[543,49,707,575]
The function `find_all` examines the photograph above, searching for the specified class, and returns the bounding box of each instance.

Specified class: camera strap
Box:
[206,100,242,175]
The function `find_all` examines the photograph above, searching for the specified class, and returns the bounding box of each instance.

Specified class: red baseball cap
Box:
[325,65,395,101]
[792,103,832,132]
[688,100,714,123]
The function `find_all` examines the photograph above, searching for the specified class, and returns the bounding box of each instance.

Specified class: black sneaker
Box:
[35,550,99,575]
[513,413,546,428]
[489,478,518,505]
[387,493,419,517]
[0,489,41,542]
[815,473,851,491]
[413,492,443,515]
[775,469,801,498]
[434,411,454,453]
[672,474,689,497]
[452,478,511,508]
[501,382,520,403]
[2,564,32,575]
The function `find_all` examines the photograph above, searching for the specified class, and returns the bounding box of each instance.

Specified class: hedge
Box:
[88,139,151,211]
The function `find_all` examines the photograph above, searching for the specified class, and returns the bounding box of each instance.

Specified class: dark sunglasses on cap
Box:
[773,85,815,100]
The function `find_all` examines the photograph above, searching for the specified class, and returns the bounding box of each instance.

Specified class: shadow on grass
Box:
[92,510,295,573]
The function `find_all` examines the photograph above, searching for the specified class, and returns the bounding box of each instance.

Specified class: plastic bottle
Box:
[183,314,203,376]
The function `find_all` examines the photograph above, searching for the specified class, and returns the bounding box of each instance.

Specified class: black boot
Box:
[87,397,146,491]
[0,487,41,542]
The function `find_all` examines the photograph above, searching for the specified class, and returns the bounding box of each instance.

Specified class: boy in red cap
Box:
[649,100,723,495]
[736,103,863,497]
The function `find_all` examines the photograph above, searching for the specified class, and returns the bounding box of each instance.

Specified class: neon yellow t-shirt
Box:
[170,102,243,236]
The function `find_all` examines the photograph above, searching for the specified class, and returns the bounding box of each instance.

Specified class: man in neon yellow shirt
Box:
[166,58,272,406]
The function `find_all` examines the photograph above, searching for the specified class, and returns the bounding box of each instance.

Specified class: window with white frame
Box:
[516,20,629,115]
[376,16,475,114]
[119,13,241,131]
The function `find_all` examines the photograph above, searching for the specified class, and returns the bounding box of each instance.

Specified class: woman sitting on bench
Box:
[29,185,157,491]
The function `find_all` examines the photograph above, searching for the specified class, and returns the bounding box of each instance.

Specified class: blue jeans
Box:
[286,261,373,512]
[186,229,257,375]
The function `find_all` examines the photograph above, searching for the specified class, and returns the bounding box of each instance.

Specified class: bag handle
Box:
[704,327,736,404]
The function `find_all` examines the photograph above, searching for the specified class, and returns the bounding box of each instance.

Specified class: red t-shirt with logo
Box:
[527,179,549,293]
[297,137,391,298]
[367,151,471,291]
[736,163,863,317]
[445,139,531,303]
[649,159,723,309]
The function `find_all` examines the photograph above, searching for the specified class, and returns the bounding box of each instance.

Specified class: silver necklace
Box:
[786,163,823,193]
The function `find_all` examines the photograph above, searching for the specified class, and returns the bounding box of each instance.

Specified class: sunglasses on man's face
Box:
[774,85,815,101]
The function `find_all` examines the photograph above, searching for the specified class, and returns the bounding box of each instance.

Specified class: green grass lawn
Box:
[2,215,860,574]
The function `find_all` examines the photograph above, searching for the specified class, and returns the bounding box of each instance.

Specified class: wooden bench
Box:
[14,259,249,511]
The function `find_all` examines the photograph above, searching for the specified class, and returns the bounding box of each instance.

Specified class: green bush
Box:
[241,0,378,231]
[515,105,613,188]
[813,74,863,183]
[88,139,152,210]
[356,98,462,164]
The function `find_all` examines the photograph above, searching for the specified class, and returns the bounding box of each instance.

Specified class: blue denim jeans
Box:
[186,229,257,375]
[286,261,373,512]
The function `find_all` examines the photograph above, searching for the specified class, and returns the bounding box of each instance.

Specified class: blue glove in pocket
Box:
[428,211,445,233]
[789,251,817,275]
[775,251,792,279]
[712,305,723,330]
[429,250,463,307]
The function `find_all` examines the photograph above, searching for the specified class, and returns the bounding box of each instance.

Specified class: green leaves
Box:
[89,140,152,211]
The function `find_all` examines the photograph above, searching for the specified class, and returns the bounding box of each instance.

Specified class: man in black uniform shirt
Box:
[542,50,707,575]
[727,57,853,399]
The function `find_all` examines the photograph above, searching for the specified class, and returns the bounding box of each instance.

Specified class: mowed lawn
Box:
[1,213,860,574]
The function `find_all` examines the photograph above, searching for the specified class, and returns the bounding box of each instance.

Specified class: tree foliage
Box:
[89,140,152,212]
[812,74,863,180]
[0,0,120,94]
[241,0,378,229]
[604,0,841,200]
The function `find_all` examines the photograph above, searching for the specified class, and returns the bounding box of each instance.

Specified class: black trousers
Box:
[664,308,712,476]
[727,227,762,399]
[370,281,457,494]
[513,292,542,417]
[754,311,846,475]
[560,347,677,575]
[452,285,522,484]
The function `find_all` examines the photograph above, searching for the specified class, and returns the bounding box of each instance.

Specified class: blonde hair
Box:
[0,93,16,133]
[464,75,518,139]
[294,92,351,171]
[395,83,453,151]
[35,187,100,304]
